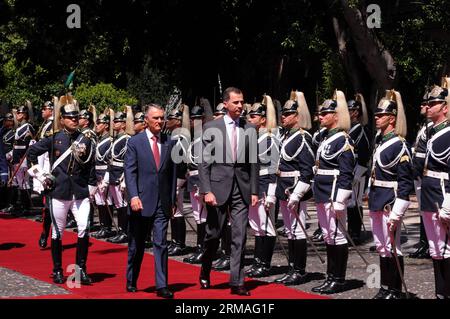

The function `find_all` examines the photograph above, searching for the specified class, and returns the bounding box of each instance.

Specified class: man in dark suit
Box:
[124,104,177,299]
[199,87,259,296]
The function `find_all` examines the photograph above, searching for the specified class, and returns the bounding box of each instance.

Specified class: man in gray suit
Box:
[198,87,259,296]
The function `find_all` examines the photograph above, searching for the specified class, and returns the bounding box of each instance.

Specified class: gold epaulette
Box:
[400,155,410,163]
[344,144,354,152]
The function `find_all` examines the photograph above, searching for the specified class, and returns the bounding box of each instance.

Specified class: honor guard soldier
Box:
[311,118,327,242]
[0,114,7,189]
[409,91,433,259]
[347,94,371,243]
[369,90,413,299]
[107,106,134,244]
[245,94,279,278]
[165,104,190,256]
[36,100,55,248]
[28,96,96,285]
[311,90,356,294]
[273,91,314,285]
[10,101,35,213]
[214,103,226,120]
[422,77,450,299]
[184,105,211,263]
[1,112,15,211]
[91,109,115,239]
[133,111,147,133]
[79,105,98,228]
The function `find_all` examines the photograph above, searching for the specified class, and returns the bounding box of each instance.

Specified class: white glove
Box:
[265,183,277,210]
[388,198,410,231]
[6,151,12,161]
[265,195,276,210]
[27,165,55,191]
[88,185,97,199]
[439,193,450,225]
[29,139,36,146]
[292,181,310,199]
[333,201,346,219]
[333,188,352,219]
[287,193,300,211]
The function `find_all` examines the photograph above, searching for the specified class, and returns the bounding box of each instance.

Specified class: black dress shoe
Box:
[39,232,48,249]
[409,244,430,259]
[183,249,204,264]
[213,255,230,271]
[283,270,308,286]
[230,286,250,296]
[199,277,210,289]
[311,277,333,293]
[372,287,390,299]
[108,233,128,244]
[168,244,187,256]
[319,279,346,294]
[274,268,295,283]
[126,284,137,292]
[52,270,65,284]
[78,268,93,285]
[248,265,271,278]
[156,287,174,299]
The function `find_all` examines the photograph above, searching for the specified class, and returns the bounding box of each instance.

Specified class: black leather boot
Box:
[168,217,187,256]
[51,239,64,284]
[274,239,295,283]
[249,236,276,278]
[38,208,51,248]
[433,259,446,299]
[320,244,348,294]
[184,223,206,264]
[384,256,403,299]
[283,239,308,285]
[246,236,264,275]
[76,235,92,285]
[373,256,390,299]
[312,244,335,293]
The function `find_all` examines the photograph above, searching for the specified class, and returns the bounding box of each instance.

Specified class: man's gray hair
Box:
[144,103,164,115]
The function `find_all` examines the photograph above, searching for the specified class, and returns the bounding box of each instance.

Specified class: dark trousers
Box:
[202,179,248,286]
[126,205,169,289]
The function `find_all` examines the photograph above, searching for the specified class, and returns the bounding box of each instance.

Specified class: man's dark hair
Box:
[223,87,243,102]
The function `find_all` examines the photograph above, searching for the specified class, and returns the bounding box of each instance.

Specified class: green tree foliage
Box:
[74,83,137,113]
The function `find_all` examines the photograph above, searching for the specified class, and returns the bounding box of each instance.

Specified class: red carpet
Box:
[0,214,326,299]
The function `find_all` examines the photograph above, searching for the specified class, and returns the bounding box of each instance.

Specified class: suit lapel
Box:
[159,134,169,169]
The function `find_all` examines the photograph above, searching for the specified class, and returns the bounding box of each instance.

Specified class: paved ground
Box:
[0,196,436,299]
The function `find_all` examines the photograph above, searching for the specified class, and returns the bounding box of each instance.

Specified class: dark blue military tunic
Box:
[256,130,279,197]
[37,119,53,141]
[276,128,314,201]
[12,122,35,164]
[187,136,201,193]
[412,121,433,180]
[368,132,414,211]
[108,132,130,185]
[421,121,450,212]
[349,123,371,167]
[312,127,327,154]
[313,129,355,203]
[28,129,96,200]
[2,128,14,155]
[95,133,112,181]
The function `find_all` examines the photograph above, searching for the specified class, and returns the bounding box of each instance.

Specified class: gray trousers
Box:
[202,178,248,286]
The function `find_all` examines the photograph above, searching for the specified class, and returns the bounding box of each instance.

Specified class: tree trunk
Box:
[332,16,364,93]
[339,0,397,90]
